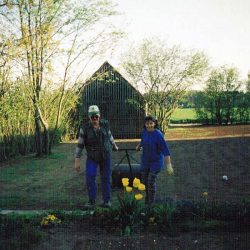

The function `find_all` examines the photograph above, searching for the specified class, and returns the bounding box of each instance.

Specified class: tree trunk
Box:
[43,128,49,155]
[34,108,42,157]
[49,89,64,153]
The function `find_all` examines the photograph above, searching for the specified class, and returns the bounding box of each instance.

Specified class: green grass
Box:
[0,145,86,209]
[0,142,177,210]
[170,108,197,121]
[170,107,250,123]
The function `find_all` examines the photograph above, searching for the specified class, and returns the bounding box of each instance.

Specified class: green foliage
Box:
[116,191,145,235]
[194,66,249,125]
[0,81,36,160]
[0,80,79,161]
[153,203,177,232]
[0,0,122,159]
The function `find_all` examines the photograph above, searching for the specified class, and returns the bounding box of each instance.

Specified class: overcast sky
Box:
[108,0,250,80]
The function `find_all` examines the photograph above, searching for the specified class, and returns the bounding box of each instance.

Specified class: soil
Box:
[35,223,250,250]
[166,124,250,140]
[34,130,250,250]
[104,136,250,204]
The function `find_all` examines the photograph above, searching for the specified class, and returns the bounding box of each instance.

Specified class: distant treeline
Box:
[176,90,250,124]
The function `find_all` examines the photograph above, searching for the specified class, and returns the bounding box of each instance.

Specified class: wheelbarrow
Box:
[112,148,141,188]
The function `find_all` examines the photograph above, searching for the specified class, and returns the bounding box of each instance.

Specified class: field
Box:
[0,125,250,249]
[170,108,197,122]
[170,108,250,123]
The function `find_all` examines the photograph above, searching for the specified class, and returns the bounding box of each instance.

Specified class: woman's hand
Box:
[166,163,174,176]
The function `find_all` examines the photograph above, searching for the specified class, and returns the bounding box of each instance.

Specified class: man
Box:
[75,105,118,208]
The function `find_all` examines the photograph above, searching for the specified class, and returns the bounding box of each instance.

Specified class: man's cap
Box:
[88,105,100,116]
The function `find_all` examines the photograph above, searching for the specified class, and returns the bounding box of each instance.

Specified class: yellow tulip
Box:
[44,220,49,225]
[48,215,56,220]
[202,192,208,197]
[138,183,146,191]
[133,178,140,188]
[125,186,133,192]
[122,178,129,187]
[135,194,143,200]
[149,217,155,223]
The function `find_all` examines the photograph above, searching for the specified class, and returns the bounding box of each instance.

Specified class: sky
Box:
[106,0,250,83]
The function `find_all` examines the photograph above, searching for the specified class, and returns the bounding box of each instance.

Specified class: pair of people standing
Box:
[74,105,173,207]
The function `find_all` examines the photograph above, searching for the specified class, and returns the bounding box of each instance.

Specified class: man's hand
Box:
[75,158,81,172]
[136,145,142,151]
[166,163,174,176]
[113,143,119,151]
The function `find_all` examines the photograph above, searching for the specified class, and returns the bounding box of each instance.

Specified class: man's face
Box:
[145,120,155,132]
[89,114,100,125]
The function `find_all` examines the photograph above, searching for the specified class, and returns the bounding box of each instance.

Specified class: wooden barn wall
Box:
[80,63,145,138]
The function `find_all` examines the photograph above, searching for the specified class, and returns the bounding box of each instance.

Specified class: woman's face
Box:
[145,120,155,132]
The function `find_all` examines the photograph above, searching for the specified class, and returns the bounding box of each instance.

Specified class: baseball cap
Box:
[88,105,100,116]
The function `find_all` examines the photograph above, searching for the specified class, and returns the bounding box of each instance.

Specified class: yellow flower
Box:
[149,217,155,223]
[138,183,146,191]
[125,186,133,192]
[41,218,49,226]
[48,215,56,220]
[133,178,140,188]
[202,192,208,197]
[135,194,143,200]
[122,178,129,187]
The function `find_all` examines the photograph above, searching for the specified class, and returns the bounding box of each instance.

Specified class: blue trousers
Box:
[141,169,159,204]
[86,157,111,203]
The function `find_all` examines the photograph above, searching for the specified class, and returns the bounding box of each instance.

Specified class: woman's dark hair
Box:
[143,115,159,129]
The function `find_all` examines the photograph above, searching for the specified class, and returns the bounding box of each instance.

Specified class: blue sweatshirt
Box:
[140,128,170,172]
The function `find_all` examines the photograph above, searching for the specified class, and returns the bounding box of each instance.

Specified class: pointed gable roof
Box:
[87,61,143,98]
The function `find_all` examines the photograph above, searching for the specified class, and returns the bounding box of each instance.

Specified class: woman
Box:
[136,115,173,205]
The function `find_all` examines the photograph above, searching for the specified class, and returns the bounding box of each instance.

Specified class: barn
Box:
[77,61,145,138]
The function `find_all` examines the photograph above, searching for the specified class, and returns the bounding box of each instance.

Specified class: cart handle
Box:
[116,148,137,151]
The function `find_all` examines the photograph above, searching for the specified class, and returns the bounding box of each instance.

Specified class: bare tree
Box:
[122,38,208,132]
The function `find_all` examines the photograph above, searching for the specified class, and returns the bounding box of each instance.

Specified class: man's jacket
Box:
[75,119,114,162]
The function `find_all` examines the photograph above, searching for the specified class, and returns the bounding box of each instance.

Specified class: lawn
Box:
[170,107,250,123]
[170,108,197,121]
